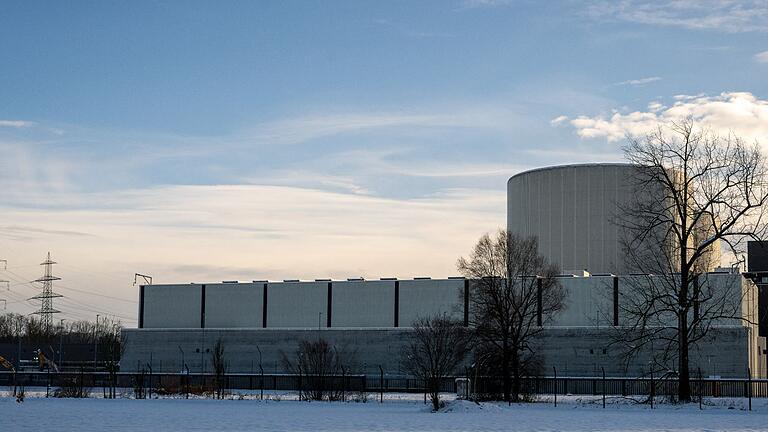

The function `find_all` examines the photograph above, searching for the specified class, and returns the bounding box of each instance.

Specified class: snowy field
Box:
[3,392,768,431]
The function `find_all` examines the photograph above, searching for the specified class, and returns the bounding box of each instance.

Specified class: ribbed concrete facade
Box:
[507,164,637,275]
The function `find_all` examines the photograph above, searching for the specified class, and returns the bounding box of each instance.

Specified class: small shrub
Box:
[54,378,90,398]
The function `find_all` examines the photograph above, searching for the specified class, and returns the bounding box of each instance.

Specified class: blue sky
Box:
[0,1,766,324]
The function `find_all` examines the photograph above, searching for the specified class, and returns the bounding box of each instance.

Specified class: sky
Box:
[0,0,766,326]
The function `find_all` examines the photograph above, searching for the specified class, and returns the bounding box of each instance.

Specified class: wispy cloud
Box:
[559,92,768,143]
[245,108,519,146]
[550,115,569,125]
[0,120,35,128]
[459,0,514,8]
[587,0,768,33]
[755,50,768,63]
[614,76,662,86]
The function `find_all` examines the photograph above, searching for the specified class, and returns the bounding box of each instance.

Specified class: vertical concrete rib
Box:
[537,278,543,326]
[200,284,206,329]
[393,281,399,327]
[138,285,145,329]
[613,276,619,326]
[327,282,333,327]
[262,283,268,328]
[463,279,470,327]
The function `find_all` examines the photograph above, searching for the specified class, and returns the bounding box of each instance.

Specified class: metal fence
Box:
[1,371,766,399]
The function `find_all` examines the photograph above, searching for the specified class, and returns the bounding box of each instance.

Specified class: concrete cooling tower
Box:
[507,163,640,275]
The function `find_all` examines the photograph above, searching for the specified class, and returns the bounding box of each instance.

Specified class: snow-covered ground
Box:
[3,391,768,431]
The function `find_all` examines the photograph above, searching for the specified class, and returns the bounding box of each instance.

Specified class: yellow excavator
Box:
[0,355,15,372]
[36,349,59,373]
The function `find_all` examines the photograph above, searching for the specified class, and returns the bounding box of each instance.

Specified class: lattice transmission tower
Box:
[30,252,62,330]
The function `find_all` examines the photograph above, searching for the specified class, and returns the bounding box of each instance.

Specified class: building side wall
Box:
[142,284,202,329]
[137,273,752,330]
[205,283,263,328]
[266,282,327,328]
[398,279,464,326]
[550,276,614,327]
[332,280,395,327]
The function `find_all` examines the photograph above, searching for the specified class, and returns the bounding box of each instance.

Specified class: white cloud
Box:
[614,76,662,86]
[755,50,768,63]
[562,92,768,143]
[550,115,569,125]
[0,120,35,128]
[587,0,768,33]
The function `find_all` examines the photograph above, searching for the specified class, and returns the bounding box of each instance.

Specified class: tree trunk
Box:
[511,350,521,402]
[431,377,440,411]
[502,343,511,403]
[679,313,691,401]
[679,269,691,402]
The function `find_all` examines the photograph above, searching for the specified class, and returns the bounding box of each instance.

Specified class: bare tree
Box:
[281,338,357,401]
[618,118,768,402]
[211,338,227,399]
[458,230,565,403]
[401,314,470,411]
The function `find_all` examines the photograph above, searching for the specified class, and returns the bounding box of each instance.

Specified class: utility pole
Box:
[30,252,62,331]
[94,314,100,370]
[1,259,8,306]
[59,319,66,368]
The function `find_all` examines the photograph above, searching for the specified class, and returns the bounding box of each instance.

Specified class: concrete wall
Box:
[143,284,202,329]
[205,283,263,328]
[121,326,755,378]
[122,328,415,375]
[266,281,327,328]
[331,280,395,327]
[507,164,637,275]
[398,279,464,326]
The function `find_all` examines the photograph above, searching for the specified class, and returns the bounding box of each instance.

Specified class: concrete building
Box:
[122,163,763,378]
[122,272,761,377]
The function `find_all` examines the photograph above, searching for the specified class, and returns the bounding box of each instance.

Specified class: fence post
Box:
[147,364,153,399]
[379,365,384,404]
[748,367,752,411]
[553,366,557,407]
[298,367,303,401]
[649,369,654,409]
[601,367,605,409]
[260,364,264,401]
[465,366,470,400]
[698,367,702,410]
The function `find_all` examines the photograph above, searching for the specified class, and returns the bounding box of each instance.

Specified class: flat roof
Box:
[508,162,632,183]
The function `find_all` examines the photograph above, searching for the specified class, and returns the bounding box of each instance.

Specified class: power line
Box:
[55,283,137,304]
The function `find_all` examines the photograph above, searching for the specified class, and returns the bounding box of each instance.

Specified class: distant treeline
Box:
[0,312,121,345]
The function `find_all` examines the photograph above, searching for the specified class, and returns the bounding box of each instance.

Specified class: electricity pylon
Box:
[30,252,62,331]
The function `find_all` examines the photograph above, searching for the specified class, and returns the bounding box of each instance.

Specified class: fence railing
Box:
[1,371,766,398]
